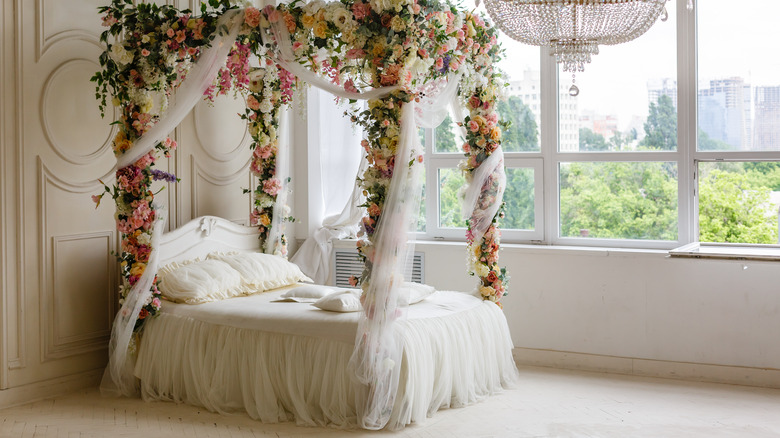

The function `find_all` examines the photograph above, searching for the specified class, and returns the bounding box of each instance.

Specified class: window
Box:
[420,39,543,241]
[417,0,780,249]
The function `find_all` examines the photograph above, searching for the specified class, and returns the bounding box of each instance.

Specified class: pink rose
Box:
[468,120,479,132]
[247,95,261,111]
[262,178,282,196]
[245,7,261,27]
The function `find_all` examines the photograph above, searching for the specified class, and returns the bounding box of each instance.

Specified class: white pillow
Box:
[276,284,339,302]
[158,259,244,304]
[313,289,362,312]
[399,282,436,305]
[207,252,312,292]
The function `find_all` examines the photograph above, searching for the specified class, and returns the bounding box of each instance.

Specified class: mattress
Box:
[134,287,518,429]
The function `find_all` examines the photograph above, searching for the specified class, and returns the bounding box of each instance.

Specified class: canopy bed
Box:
[92,0,516,430]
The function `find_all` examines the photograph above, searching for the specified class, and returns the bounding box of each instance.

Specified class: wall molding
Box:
[0,368,103,410]
[38,160,115,363]
[34,0,101,61]
[192,98,250,163]
[44,232,114,361]
[9,0,26,372]
[39,58,114,165]
[513,347,780,390]
[190,155,252,221]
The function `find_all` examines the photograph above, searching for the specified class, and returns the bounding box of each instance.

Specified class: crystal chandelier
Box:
[483,0,670,95]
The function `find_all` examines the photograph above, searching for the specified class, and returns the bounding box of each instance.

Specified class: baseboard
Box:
[513,347,780,389]
[0,368,103,410]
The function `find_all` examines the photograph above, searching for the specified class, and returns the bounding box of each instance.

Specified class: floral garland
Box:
[92,0,236,329]
[462,85,510,306]
[93,0,510,332]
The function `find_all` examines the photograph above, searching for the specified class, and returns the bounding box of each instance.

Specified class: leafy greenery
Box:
[560,162,678,240]
[640,94,677,151]
[496,96,539,151]
[579,127,609,151]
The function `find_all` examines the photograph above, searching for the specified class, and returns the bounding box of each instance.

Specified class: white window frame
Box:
[418,0,780,250]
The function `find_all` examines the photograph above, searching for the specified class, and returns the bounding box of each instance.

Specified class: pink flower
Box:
[264,5,279,23]
[92,194,103,208]
[348,275,358,287]
[141,49,150,57]
[166,28,175,38]
[245,7,261,27]
[462,142,471,153]
[101,14,118,27]
[292,41,303,52]
[469,96,481,109]
[346,48,366,59]
[247,95,261,111]
[468,120,479,132]
[352,2,371,20]
[344,79,359,94]
[262,178,282,196]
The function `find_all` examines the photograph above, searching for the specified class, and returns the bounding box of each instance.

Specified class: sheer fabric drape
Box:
[103,4,504,431]
[101,10,244,397]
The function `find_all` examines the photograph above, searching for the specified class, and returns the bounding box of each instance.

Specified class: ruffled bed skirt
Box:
[135,299,518,430]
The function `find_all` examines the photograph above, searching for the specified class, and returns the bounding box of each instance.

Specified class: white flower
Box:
[258,99,273,114]
[137,232,151,245]
[109,43,134,66]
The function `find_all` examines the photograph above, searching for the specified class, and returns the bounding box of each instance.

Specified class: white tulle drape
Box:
[102,4,504,430]
[100,217,165,397]
[101,10,244,397]
[461,146,506,245]
[266,104,291,256]
[113,10,244,172]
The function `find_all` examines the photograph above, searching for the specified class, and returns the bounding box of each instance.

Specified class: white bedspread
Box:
[134,287,518,429]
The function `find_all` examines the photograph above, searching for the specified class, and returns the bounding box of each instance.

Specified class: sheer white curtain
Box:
[290,89,365,283]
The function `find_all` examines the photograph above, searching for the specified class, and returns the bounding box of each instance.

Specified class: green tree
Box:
[497,96,539,152]
[609,131,627,151]
[502,168,535,229]
[640,94,677,151]
[579,128,609,151]
[559,162,678,240]
[698,129,732,151]
[439,168,466,228]
[434,114,458,152]
[699,169,777,243]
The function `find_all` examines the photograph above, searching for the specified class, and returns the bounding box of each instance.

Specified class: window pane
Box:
[559,7,676,152]
[698,1,780,151]
[503,168,535,230]
[438,168,466,228]
[559,162,678,240]
[698,162,780,244]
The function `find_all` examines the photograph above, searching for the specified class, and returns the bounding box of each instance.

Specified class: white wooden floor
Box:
[2,366,780,438]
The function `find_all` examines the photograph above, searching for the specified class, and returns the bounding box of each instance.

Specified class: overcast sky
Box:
[483,0,780,131]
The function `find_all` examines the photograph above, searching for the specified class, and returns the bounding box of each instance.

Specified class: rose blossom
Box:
[262,178,282,196]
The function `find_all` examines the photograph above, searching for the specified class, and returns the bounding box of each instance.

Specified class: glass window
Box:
[698,161,780,244]
[559,162,678,241]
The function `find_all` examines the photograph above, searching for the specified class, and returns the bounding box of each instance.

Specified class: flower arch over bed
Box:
[94,0,509,429]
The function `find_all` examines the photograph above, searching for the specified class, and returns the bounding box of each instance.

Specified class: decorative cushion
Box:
[207,252,312,292]
[399,282,436,305]
[276,284,339,302]
[313,289,362,312]
[158,258,244,304]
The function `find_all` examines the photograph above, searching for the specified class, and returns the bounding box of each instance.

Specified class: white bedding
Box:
[134,287,519,429]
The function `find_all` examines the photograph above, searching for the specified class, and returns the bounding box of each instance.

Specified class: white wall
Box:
[417,242,780,370]
[0,0,256,403]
